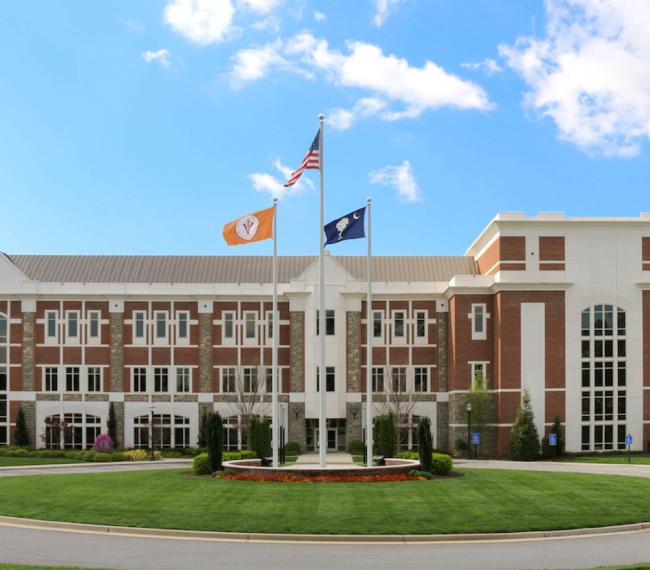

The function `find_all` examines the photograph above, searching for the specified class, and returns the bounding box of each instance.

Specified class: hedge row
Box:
[395,451,453,476]
[192,450,257,475]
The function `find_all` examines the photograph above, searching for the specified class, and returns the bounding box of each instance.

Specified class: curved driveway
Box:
[1,459,649,570]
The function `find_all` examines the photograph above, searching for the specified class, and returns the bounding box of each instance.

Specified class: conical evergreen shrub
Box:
[509,390,540,461]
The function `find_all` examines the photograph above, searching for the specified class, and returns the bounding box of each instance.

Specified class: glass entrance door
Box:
[315,428,338,451]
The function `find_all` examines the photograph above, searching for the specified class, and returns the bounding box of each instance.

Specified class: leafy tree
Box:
[14,405,30,447]
[509,390,540,461]
[205,411,224,473]
[417,417,433,473]
[107,402,117,447]
[374,413,396,457]
[248,415,271,457]
[198,410,208,448]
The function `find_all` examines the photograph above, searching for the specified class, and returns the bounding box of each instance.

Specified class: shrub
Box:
[9,448,29,457]
[395,450,419,460]
[222,450,256,461]
[347,439,365,455]
[417,417,433,473]
[92,434,114,454]
[509,390,541,461]
[91,452,113,462]
[374,413,396,457]
[14,405,30,447]
[107,403,118,447]
[205,411,224,473]
[285,441,301,456]
[408,469,433,479]
[193,452,211,475]
[111,451,125,461]
[65,451,84,460]
[431,453,453,476]
[454,437,468,456]
[123,449,161,461]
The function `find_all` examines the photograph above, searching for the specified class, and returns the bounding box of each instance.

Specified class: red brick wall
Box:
[539,236,565,270]
[476,236,526,275]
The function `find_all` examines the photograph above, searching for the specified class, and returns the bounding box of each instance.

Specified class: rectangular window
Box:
[393,312,405,338]
[87,367,101,392]
[45,367,58,391]
[414,367,428,392]
[0,395,6,422]
[471,304,487,340]
[46,311,58,342]
[316,310,335,335]
[134,311,146,342]
[266,312,274,340]
[155,312,167,341]
[243,368,258,393]
[372,367,384,392]
[223,312,235,342]
[391,367,407,393]
[133,368,147,392]
[244,312,256,340]
[0,367,6,391]
[0,318,6,343]
[470,362,487,388]
[154,368,169,392]
[373,311,383,340]
[266,367,273,393]
[222,368,236,393]
[177,312,189,342]
[67,311,79,342]
[176,368,191,393]
[65,367,80,392]
[316,366,335,392]
[416,311,427,339]
[88,311,101,343]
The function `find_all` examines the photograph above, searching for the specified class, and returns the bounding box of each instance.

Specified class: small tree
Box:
[248,415,271,458]
[205,411,224,473]
[107,402,117,447]
[198,410,208,448]
[509,390,540,461]
[374,413,396,457]
[92,434,114,453]
[14,405,30,447]
[542,415,564,458]
[417,417,433,473]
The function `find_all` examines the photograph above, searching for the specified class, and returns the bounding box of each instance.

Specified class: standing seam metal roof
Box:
[7,255,477,284]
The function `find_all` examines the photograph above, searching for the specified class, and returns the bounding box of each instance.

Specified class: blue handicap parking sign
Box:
[472,432,480,445]
[625,434,633,445]
[549,433,557,446]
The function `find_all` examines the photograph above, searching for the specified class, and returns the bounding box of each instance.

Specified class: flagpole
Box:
[365,197,373,467]
[318,113,327,468]
[272,198,279,468]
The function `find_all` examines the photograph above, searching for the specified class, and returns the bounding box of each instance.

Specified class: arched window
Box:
[133,414,190,449]
[0,314,8,446]
[44,413,101,450]
[580,305,627,451]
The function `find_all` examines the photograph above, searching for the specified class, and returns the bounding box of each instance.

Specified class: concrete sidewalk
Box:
[286,452,362,470]
[0,459,192,477]
[458,458,650,478]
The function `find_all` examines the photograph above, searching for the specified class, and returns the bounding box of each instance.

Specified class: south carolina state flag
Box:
[324,207,366,245]
[223,206,275,246]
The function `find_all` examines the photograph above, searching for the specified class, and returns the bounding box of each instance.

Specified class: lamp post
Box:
[466,401,472,459]
[149,404,155,461]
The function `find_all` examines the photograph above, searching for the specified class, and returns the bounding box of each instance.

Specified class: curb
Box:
[0,459,192,471]
[0,515,648,545]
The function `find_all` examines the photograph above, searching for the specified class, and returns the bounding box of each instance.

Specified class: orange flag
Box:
[223,206,275,246]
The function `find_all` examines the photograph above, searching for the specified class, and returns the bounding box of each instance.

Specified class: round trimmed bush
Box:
[285,441,301,455]
[193,453,211,475]
[395,450,419,460]
[431,453,453,476]
[347,439,365,455]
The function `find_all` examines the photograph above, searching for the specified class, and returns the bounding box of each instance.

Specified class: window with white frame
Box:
[87,311,101,344]
[265,367,273,393]
[372,311,384,343]
[316,310,335,335]
[45,311,58,344]
[221,367,236,393]
[393,311,405,341]
[224,416,239,450]
[244,312,257,343]
[133,368,147,392]
[223,312,235,345]
[65,367,80,392]
[470,362,488,389]
[44,367,58,391]
[316,366,335,392]
[155,312,168,343]
[87,367,101,392]
[66,311,79,344]
[133,311,146,344]
[176,367,191,393]
[414,367,428,392]
[372,367,384,392]
[471,304,487,340]
[391,367,407,392]
[44,413,100,450]
[415,311,427,342]
[266,311,275,343]
[133,414,190,449]
[243,368,258,393]
[176,312,189,344]
[154,367,169,392]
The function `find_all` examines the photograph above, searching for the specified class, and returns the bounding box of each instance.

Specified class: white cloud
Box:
[461,58,503,75]
[229,33,491,124]
[329,97,387,130]
[239,0,283,14]
[164,0,235,45]
[370,160,420,202]
[251,14,281,32]
[499,0,650,157]
[373,0,403,27]
[249,159,314,199]
[313,11,326,22]
[141,49,172,68]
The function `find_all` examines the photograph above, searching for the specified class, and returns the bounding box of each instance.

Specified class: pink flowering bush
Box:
[92,434,114,453]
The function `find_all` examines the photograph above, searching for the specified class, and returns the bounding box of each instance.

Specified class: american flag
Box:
[284,129,321,187]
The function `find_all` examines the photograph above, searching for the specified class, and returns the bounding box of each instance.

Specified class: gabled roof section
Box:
[8,254,477,284]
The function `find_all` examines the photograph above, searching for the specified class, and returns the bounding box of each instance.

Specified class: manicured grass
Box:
[0,457,84,467]
[1,468,650,535]
[0,566,112,570]
[562,453,650,465]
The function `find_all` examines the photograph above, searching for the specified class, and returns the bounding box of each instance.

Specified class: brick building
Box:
[1,212,649,456]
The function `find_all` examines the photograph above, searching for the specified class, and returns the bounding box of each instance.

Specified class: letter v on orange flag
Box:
[223,205,275,246]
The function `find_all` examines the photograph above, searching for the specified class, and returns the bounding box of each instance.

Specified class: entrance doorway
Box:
[305,419,346,451]
[315,428,338,451]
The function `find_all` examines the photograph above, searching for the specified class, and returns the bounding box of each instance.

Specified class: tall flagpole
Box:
[365,197,373,467]
[318,113,327,468]
[272,198,279,468]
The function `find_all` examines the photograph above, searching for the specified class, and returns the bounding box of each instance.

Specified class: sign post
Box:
[626,433,633,464]
[549,432,557,458]
[472,432,480,459]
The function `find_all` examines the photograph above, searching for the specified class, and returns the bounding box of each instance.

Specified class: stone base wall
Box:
[22,401,36,448]
[346,402,362,450]
[436,401,449,453]
[287,402,306,451]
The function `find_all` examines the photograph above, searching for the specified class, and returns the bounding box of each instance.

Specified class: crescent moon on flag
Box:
[353,212,360,220]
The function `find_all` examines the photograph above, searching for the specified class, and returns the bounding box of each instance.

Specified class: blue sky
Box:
[1,0,649,257]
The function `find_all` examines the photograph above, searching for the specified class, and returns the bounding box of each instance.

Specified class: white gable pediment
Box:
[291,253,358,286]
[0,254,32,291]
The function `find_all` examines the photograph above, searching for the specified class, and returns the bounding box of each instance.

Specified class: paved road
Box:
[0,523,648,570]
[458,458,650,478]
[0,460,191,477]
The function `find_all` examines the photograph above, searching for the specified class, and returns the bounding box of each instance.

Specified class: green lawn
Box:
[562,453,650,465]
[1,468,650,534]
[0,566,112,570]
[0,457,84,467]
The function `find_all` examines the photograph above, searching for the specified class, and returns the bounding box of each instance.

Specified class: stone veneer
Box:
[436,311,449,451]
[110,313,124,392]
[346,402,362,448]
[290,312,304,392]
[346,312,361,392]
[199,313,213,392]
[21,311,35,391]
[288,402,306,450]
